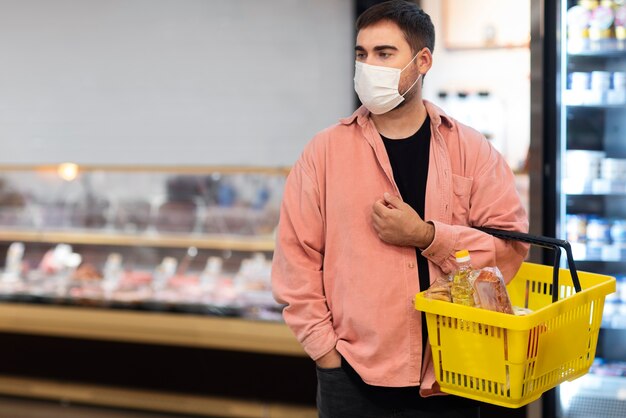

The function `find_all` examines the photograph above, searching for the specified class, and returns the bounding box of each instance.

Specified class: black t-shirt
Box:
[381,115,431,350]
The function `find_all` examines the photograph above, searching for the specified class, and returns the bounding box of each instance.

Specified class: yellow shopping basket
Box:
[414,228,616,408]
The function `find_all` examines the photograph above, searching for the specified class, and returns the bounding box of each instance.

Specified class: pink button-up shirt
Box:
[271,101,529,395]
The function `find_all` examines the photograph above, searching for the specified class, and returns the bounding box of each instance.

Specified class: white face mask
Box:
[354,54,422,115]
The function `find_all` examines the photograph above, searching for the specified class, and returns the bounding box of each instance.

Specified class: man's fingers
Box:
[372,199,390,217]
[383,192,403,209]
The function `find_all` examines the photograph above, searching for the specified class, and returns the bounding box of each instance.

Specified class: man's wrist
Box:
[316,348,341,368]
[415,221,435,249]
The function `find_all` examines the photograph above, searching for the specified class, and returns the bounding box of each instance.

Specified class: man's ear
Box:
[417,47,433,75]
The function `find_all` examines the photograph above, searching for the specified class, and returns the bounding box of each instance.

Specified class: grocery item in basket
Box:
[512,306,533,316]
[424,274,453,302]
[472,267,514,314]
[451,250,475,306]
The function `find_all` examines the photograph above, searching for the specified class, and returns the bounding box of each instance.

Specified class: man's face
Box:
[355,20,430,104]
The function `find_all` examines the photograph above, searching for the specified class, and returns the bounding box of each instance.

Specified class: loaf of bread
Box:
[473,268,514,314]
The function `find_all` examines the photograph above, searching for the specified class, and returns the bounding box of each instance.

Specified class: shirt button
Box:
[408,262,415,268]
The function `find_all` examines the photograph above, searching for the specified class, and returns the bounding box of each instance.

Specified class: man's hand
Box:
[372,192,435,249]
[316,348,341,369]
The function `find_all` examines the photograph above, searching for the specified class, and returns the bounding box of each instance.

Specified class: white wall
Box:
[0,0,354,167]
[421,0,531,171]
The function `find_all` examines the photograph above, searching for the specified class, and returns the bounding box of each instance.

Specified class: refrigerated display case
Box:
[531,1,626,417]
[0,164,319,418]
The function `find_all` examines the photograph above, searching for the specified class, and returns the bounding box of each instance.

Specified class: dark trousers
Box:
[316,360,481,418]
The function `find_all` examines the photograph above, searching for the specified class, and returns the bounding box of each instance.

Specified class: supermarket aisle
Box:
[0,396,200,418]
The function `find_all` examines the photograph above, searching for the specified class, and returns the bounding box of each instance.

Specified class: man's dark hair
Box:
[356,0,435,55]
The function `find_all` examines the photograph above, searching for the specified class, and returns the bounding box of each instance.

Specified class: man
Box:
[272,1,528,417]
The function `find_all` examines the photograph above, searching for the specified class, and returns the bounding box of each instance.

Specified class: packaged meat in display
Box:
[154,201,197,234]
[204,206,256,236]
[70,195,110,229]
[151,257,178,292]
[33,245,82,297]
[39,202,72,229]
[0,179,30,227]
[68,263,104,301]
[2,242,25,282]
[199,256,224,302]
[72,263,102,281]
[101,253,123,298]
[200,256,223,290]
[38,245,66,275]
[471,267,514,314]
[110,270,153,304]
[234,253,275,307]
[0,242,27,295]
[112,199,151,232]
[149,256,198,305]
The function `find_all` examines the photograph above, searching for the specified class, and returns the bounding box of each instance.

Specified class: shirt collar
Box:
[339,100,455,130]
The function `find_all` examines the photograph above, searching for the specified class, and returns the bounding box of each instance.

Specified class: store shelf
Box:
[573,257,626,263]
[566,192,626,197]
[0,230,275,252]
[573,257,626,264]
[0,374,316,418]
[566,104,626,110]
[0,303,304,357]
[0,164,291,176]
[568,242,625,262]
[568,39,626,57]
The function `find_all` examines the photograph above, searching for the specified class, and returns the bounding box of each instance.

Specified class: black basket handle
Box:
[475,227,582,303]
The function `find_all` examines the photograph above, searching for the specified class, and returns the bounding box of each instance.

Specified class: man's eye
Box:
[379,53,390,58]
[356,53,366,59]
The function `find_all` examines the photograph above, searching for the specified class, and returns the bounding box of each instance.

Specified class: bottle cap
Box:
[455,249,470,262]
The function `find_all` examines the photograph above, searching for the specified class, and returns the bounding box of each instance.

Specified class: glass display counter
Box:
[0,164,315,418]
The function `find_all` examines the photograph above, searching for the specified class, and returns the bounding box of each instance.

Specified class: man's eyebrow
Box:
[373,45,398,51]
[354,45,399,52]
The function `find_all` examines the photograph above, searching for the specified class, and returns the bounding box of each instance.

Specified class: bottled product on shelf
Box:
[567,0,626,54]
[565,70,626,106]
[564,151,626,194]
[567,0,625,41]
[603,274,626,328]
[566,214,626,261]
[589,0,615,40]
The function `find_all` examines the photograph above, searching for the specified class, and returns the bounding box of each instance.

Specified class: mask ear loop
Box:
[399,48,427,96]
[400,52,420,72]
[401,73,422,97]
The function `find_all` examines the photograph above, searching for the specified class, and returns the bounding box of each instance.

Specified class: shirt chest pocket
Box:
[452,174,473,223]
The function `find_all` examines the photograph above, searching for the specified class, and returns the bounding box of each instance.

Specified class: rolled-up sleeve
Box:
[271,153,337,361]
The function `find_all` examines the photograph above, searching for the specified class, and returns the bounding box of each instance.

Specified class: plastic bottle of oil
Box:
[451,249,475,306]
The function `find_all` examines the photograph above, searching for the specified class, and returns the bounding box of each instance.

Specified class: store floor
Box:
[0,396,211,418]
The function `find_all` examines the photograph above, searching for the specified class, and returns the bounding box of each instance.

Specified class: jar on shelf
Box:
[610,220,626,257]
[589,1,616,40]
[568,3,593,39]
[566,150,605,182]
[566,214,588,243]
[616,3,626,39]
[587,216,611,244]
